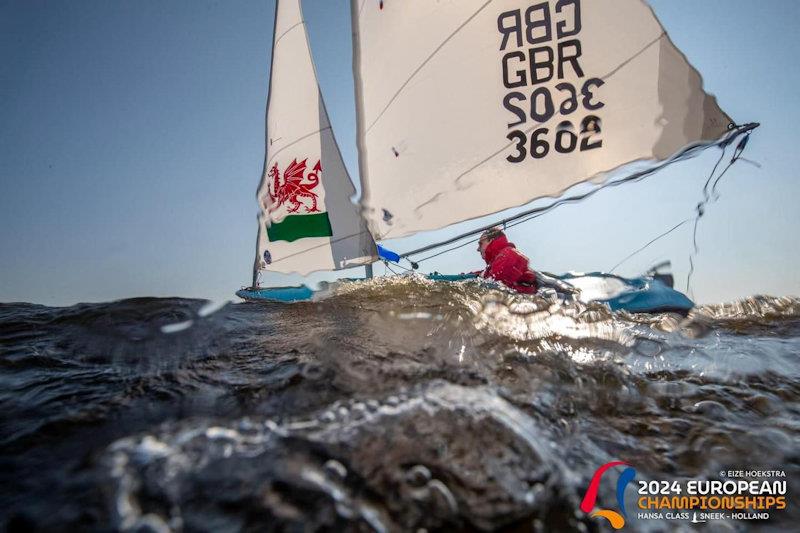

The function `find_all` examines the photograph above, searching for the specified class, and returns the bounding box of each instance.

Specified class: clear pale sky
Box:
[1,0,798,306]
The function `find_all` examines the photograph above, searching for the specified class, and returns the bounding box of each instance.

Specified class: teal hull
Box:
[237,272,693,314]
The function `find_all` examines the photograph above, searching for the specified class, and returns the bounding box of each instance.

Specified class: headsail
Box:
[351,0,733,239]
[253,0,376,281]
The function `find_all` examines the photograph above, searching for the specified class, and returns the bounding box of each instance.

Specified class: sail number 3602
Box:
[506,115,601,162]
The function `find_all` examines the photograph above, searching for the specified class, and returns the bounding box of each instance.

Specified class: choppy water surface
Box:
[1,277,798,531]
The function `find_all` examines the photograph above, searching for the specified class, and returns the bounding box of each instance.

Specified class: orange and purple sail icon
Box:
[580,461,637,529]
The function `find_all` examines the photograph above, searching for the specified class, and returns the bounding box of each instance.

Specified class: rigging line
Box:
[687,143,730,262]
[686,212,704,295]
[709,160,736,201]
[687,159,735,285]
[416,236,482,264]
[503,204,556,229]
[711,134,751,198]
[701,145,728,202]
[414,197,571,265]
[609,218,691,274]
[693,145,734,253]
[685,140,746,293]
[414,206,549,264]
[735,157,761,169]
[384,261,399,275]
[385,259,415,274]
[364,0,493,134]
[414,203,557,265]
[390,260,414,272]
[380,257,413,273]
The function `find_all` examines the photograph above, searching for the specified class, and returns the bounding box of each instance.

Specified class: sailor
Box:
[477,227,537,294]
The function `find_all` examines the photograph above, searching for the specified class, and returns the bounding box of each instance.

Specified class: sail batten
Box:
[351,0,733,240]
[252,0,377,279]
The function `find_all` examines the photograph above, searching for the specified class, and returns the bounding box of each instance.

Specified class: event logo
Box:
[581,464,787,527]
[580,461,637,529]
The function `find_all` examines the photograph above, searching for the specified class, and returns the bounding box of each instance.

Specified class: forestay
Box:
[253,0,376,279]
[351,0,732,239]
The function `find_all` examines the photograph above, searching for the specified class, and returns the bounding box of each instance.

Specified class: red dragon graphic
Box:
[267,158,322,214]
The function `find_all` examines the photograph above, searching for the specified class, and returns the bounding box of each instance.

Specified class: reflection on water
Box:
[1,277,798,531]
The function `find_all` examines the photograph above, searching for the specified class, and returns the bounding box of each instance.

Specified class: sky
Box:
[1,0,798,306]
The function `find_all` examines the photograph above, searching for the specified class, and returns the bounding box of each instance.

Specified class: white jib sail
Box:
[351,0,732,239]
[253,0,376,277]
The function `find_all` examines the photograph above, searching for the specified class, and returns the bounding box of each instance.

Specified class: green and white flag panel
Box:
[254,0,376,276]
[351,0,732,239]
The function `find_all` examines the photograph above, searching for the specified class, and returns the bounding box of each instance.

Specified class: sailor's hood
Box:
[483,235,515,263]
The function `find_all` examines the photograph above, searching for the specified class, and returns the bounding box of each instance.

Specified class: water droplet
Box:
[404,465,431,487]
[692,400,727,417]
[324,459,347,479]
[160,320,193,334]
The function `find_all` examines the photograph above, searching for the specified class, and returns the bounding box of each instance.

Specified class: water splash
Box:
[1,286,799,530]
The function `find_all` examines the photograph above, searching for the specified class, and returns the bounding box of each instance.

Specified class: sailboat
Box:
[237,0,757,314]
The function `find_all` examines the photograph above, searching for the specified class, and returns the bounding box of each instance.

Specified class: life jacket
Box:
[481,235,538,294]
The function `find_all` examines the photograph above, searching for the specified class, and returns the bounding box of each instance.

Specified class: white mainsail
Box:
[351,0,732,239]
[253,0,376,280]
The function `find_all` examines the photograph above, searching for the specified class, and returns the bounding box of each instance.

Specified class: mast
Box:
[250,0,279,289]
[251,223,262,287]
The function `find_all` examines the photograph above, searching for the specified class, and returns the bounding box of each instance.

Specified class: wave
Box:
[2,285,799,530]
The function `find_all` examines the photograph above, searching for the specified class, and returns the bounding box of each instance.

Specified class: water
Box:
[1,277,798,531]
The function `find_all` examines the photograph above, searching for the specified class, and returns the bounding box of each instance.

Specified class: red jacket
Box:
[481,235,537,294]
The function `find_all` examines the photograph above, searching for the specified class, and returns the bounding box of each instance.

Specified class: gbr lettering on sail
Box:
[499,0,603,163]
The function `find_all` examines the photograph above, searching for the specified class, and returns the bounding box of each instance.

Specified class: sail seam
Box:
[264,127,333,170]
[274,21,304,48]
[599,32,665,81]
[364,0,493,135]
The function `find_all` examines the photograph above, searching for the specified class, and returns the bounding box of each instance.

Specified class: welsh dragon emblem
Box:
[267,158,322,213]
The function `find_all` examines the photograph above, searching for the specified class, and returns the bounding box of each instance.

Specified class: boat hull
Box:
[236,285,315,302]
[237,271,693,314]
